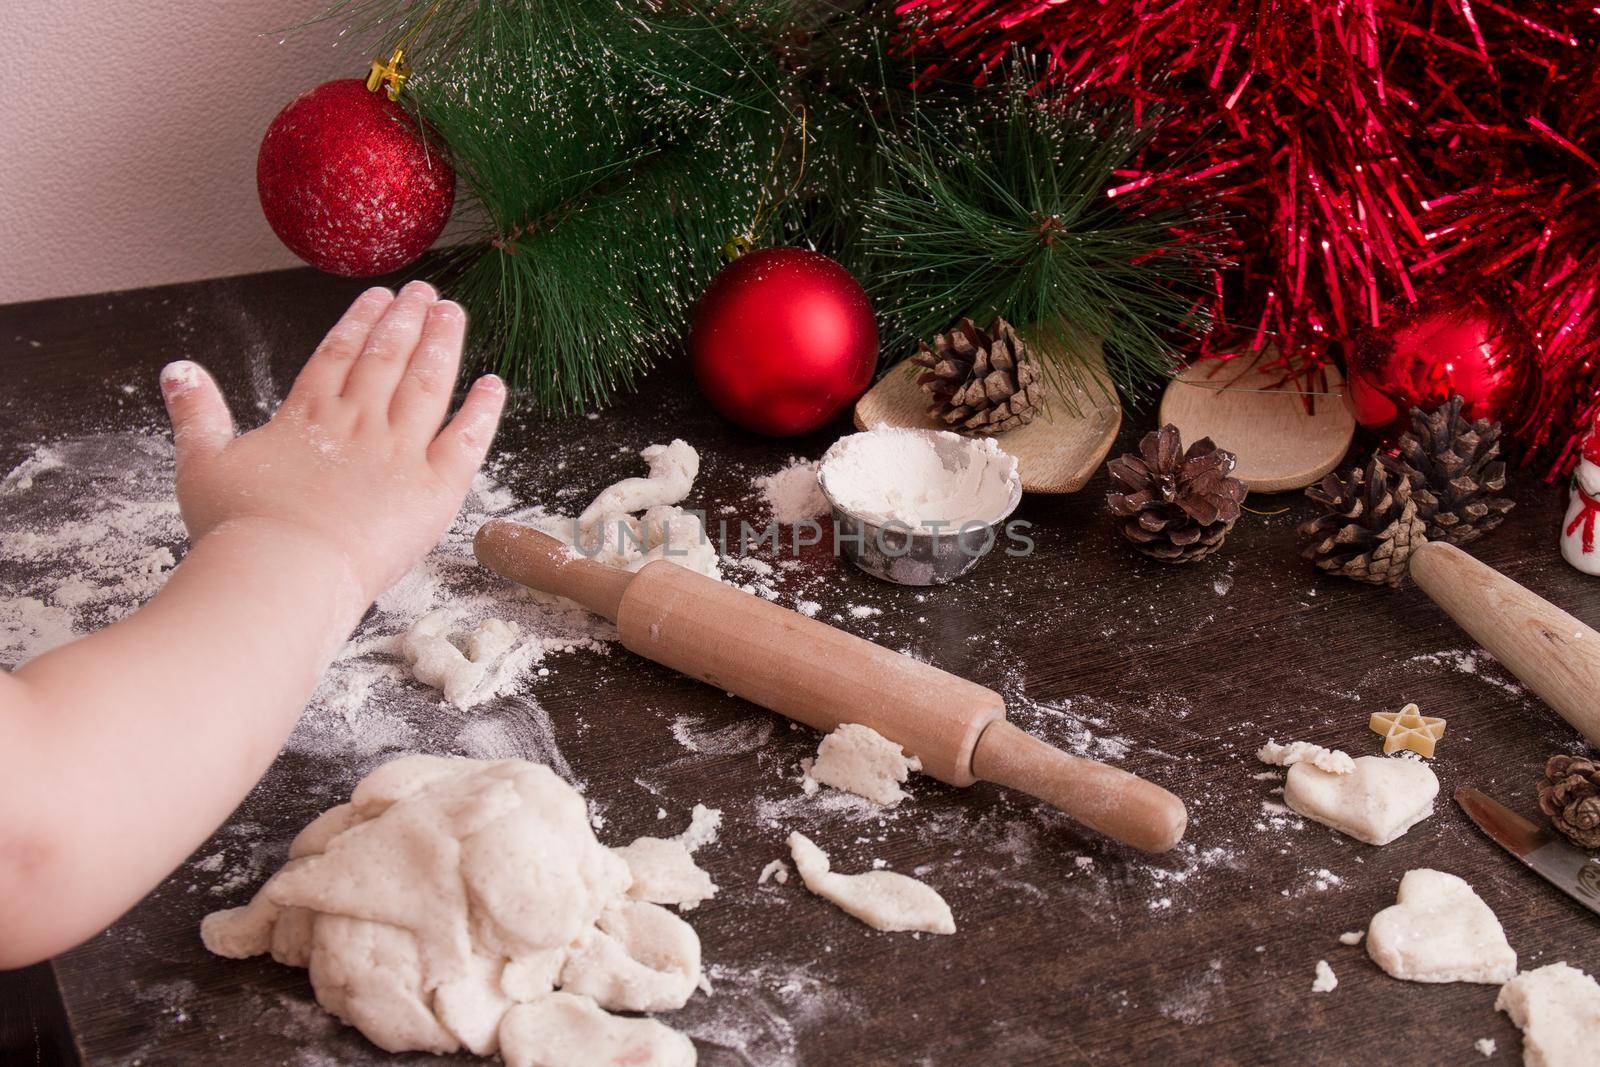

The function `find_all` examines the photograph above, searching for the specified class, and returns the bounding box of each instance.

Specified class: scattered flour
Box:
[670,714,775,756]
[752,458,828,525]
[0,435,184,664]
[1473,1037,1496,1058]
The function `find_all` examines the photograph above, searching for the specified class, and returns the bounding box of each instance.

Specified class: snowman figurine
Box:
[1561,419,1600,575]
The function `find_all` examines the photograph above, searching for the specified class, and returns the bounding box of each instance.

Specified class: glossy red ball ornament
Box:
[1346,294,1536,441]
[258,79,455,276]
[690,248,878,436]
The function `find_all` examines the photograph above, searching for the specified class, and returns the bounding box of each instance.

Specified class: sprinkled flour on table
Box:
[752,458,828,525]
[2,423,1317,1064]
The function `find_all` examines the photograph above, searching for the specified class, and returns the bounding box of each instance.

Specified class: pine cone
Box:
[1384,395,1515,546]
[1106,425,1247,563]
[1299,455,1427,587]
[1537,755,1600,849]
[911,317,1044,435]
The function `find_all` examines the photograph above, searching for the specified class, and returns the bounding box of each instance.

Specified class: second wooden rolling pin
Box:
[1410,540,1600,748]
[475,520,1188,853]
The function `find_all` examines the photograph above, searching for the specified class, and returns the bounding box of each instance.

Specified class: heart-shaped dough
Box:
[1367,869,1517,984]
[1283,755,1437,845]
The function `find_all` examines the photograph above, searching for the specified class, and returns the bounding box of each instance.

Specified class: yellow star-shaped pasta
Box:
[1369,703,1446,758]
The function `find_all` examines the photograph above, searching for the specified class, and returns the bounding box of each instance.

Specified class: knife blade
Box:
[1457,787,1600,918]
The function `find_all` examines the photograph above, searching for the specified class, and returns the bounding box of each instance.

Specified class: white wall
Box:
[1,0,360,304]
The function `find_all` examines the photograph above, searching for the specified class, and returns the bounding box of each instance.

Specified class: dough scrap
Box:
[399,610,521,708]
[1366,869,1517,984]
[613,806,721,911]
[500,992,695,1067]
[1283,755,1438,845]
[1495,962,1600,1067]
[803,723,922,806]
[579,440,699,530]
[1311,959,1337,993]
[572,441,718,580]
[201,755,701,1058]
[1257,739,1354,775]
[786,831,954,934]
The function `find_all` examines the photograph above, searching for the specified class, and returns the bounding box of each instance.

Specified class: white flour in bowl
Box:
[818,428,1018,531]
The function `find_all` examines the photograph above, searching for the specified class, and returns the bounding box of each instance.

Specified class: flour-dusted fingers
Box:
[282,287,394,413]
[160,361,234,469]
[429,374,506,489]
[389,300,468,442]
[341,280,437,412]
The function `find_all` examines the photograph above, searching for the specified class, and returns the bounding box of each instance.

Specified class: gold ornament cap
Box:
[367,47,410,101]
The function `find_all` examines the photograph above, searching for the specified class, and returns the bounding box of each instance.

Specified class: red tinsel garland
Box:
[898,0,1600,476]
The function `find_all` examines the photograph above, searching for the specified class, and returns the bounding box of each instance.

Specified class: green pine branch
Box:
[860,82,1222,402]
[315,0,792,413]
[305,1,1220,414]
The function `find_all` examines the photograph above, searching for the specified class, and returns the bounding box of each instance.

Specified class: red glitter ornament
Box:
[1346,295,1536,442]
[690,248,877,437]
[258,79,454,277]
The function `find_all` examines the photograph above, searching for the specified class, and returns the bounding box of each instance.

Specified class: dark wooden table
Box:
[2,268,1596,1066]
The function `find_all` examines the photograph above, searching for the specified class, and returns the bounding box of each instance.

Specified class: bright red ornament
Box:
[689,248,877,436]
[258,79,454,277]
[1346,296,1536,442]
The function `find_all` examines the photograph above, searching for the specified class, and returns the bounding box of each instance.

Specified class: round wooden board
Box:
[853,337,1122,495]
[1158,359,1356,493]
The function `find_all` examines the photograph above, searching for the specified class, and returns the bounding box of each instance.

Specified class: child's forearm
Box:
[0,519,369,965]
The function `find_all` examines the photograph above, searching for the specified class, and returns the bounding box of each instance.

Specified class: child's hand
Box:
[159,282,505,604]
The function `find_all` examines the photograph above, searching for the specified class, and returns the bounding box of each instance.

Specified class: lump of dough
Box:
[614,838,716,911]
[614,805,721,911]
[500,992,695,1067]
[1496,962,1600,1067]
[630,505,720,581]
[1283,755,1437,845]
[567,441,719,581]
[200,755,702,1058]
[803,723,922,806]
[1257,739,1354,775]
[398,610,521,708]
[786,831,954,934]
[578,440,699,531]
[306,914,460,1055]
[1366,869,1517,984]
[559,900,701,1013]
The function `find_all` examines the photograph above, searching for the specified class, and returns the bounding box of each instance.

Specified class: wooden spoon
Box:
[1158,357,1355,493]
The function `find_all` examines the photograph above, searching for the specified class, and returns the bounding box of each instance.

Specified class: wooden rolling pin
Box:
[475,521,1188,852]
[1410,541,1600,748]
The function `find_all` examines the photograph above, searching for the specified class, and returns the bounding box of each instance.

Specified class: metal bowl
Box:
[818,429,1024,586]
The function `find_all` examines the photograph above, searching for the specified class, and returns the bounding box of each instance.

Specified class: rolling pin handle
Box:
[971,720,1188,853]
[474,520,633,623]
